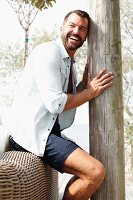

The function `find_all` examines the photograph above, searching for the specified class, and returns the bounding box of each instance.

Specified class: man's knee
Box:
[86,160,105,188]
[94,162,105,182]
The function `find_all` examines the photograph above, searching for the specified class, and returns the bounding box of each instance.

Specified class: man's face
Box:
[61,13,88,57]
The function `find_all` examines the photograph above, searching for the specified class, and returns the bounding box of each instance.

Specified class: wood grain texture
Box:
[87,0,125,199]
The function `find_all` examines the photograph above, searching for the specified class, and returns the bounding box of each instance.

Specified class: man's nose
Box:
[73,26,80,34]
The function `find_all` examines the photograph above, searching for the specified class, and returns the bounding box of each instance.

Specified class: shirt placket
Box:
[63,57,71,93]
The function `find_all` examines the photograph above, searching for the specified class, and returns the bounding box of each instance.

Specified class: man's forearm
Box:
[64,90,90,111]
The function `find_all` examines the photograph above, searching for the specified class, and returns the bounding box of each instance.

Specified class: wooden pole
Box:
[87,0,125,199]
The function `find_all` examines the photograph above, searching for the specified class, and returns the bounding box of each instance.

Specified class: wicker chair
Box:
[0,124,59,200]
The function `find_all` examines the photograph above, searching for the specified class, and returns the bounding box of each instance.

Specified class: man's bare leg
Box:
[62,148,105,200]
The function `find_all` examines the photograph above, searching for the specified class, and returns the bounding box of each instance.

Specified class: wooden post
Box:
[87,0,125,199]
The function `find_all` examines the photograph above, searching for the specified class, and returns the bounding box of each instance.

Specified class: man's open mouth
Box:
[69,36,79,41]
[68,34,81,42]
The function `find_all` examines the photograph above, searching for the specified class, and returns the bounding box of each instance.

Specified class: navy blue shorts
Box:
[43,133,79,173]
[9,121,79,173]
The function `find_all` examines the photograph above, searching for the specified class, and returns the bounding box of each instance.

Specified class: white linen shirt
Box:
[10,38,77,156]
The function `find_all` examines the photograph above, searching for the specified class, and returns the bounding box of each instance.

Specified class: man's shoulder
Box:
[28,38,67,63]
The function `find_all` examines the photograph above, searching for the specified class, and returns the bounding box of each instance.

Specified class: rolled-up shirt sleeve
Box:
[31,43,67,114]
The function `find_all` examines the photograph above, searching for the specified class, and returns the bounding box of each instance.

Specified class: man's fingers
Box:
[99,71,113,82]
[100,81,113,91]
[99,74,113,86]
[96,68,106,79]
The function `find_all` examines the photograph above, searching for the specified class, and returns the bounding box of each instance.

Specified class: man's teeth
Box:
[70,36,78,41]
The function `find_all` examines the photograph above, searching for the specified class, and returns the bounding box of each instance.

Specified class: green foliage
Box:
[0,42,24,106]
[121,0,133,175]
[0,43,24,72]
[121,0,133,72]
[12,0,56,9]
[122,56,133,73]
[30,27,58,49]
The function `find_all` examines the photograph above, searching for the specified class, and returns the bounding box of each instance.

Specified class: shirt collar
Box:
[55,37,75,63]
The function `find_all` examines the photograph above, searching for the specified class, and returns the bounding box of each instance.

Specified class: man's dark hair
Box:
[63,10,90,33]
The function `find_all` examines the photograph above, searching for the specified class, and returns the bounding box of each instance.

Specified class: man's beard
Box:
[61,33,85,51]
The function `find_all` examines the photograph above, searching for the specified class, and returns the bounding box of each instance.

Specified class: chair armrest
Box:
[0,151,59,200]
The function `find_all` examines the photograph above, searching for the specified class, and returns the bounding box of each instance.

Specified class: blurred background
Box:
[0,0,132,198]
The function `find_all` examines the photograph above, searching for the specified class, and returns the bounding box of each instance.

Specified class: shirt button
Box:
[48,128,50,131]
[59,104,61,106]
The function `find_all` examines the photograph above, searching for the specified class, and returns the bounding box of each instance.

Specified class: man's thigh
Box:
[63,148,104,179]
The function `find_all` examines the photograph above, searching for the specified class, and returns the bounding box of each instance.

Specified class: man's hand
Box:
[87,68,113,99]
[64,68,113,111]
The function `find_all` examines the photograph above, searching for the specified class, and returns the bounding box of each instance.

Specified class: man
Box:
[9,10,113,199]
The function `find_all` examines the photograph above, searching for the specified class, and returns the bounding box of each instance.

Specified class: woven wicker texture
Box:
[0,151,58,200]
